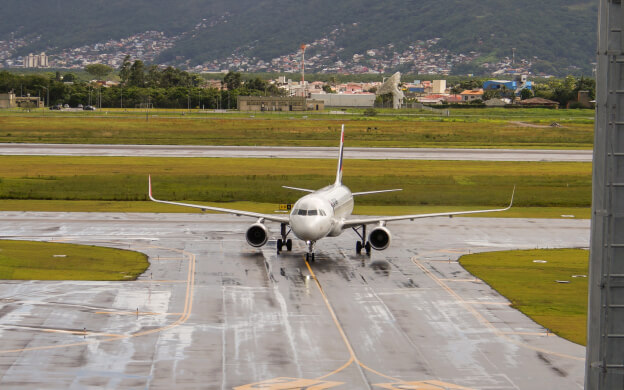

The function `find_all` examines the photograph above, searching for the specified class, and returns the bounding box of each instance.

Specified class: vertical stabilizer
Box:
[335,124,345,186]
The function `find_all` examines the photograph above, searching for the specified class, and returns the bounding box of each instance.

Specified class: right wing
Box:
[282,186,315,193]
[148,176,290,224]
[343,186,515,228]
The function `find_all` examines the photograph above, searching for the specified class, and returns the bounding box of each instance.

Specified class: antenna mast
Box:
[300,44,306,84]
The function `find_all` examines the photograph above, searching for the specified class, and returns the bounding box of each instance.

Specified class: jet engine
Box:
[246,223,269,247]
[368,226,391,250]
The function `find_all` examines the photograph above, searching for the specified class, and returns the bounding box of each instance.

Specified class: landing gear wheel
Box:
[286,239,292,251]
[311,253,315,262]
[277,238,283,254]
[356,241,362,254]
[365,241,371,256]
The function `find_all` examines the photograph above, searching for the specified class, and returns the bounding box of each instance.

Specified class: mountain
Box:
[0,0,597,75]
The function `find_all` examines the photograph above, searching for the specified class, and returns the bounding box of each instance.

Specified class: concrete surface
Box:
[0,144,592,162]
[0,212,589,389]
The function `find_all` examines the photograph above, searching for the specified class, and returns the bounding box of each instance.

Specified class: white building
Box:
[310,93,375,107]
[24,52,49,68]
[432,80,446,94]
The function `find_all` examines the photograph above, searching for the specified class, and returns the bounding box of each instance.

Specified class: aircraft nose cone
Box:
[291,217,331,241]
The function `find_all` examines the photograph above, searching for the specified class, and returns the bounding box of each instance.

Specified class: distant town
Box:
[0,27,540,77]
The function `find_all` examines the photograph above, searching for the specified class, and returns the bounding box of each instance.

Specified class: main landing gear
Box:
[353,225,371,255]
[277,223,293,254]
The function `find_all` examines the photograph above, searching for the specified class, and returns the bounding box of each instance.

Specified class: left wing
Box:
[343,186,515,228]
[148,176,290,224]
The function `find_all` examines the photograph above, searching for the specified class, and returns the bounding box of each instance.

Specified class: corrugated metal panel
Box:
[586,0,624,388]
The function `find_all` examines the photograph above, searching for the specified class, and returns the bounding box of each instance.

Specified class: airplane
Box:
[148,125,514,262]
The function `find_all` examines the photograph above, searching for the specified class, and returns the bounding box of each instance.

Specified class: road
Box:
[0,212,589,389]
[0,143,592,161]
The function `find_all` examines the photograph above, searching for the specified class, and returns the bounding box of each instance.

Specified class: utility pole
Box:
[300,44,307,97]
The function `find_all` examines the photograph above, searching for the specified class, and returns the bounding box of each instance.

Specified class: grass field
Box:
[0,156,592,209]
[0,240,149,280]
[459,249,589,345]
[0,109,594,148]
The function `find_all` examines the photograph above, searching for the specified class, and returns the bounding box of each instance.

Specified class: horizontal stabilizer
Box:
[282,186,315,193]
[352,189,403,196]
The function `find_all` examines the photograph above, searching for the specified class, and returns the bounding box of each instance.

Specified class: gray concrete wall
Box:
[586,0,624,388]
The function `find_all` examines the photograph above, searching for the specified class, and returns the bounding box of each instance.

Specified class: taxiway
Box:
[0,143,592,161]
[0,212,588,389]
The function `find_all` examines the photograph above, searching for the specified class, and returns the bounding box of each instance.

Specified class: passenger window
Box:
[297,209,307,215]
[308,210,318,216]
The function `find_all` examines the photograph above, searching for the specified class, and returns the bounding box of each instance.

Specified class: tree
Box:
[85,64,113,80]
[63,73,76,82]
[119,55,132,84]
[322,84,333,93]
[519,88,533,100]
[482,89,502,101]
[128,60,145,87]
[575,76,596,100]
[146,65,161,87]
[224,71,241,90]
[245,77,267,92]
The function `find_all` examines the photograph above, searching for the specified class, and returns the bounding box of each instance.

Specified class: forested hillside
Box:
[1,0,597,74]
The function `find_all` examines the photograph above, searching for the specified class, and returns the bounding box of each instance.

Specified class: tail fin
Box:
[335,124,345,186]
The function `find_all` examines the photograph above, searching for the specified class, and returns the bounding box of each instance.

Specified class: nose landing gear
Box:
[305,240,316,262]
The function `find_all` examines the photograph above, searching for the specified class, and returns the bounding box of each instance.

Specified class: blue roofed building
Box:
[483,75,532,96]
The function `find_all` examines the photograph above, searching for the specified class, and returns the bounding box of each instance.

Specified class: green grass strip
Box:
[0,112,593,148]
[0,156,592,208]
[459,249,589,345]
[0,240,149,280]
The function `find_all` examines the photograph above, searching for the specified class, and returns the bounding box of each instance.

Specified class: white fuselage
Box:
[289,184,354,241]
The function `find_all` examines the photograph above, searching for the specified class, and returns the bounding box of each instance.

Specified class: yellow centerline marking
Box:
[0,242,196,354]
[42,329,123,338]
[412,256,583,361]
[305,260,404,383]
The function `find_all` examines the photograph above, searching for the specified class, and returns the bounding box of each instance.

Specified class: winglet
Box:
[335,124,345,186]
[509,185,516,208]
[148,175,154,201]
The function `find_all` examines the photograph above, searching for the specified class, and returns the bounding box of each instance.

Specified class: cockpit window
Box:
[294,209,325,216]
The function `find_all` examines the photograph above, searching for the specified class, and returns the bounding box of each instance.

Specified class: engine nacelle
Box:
[369,226,391,251]
[246,223,269,247]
